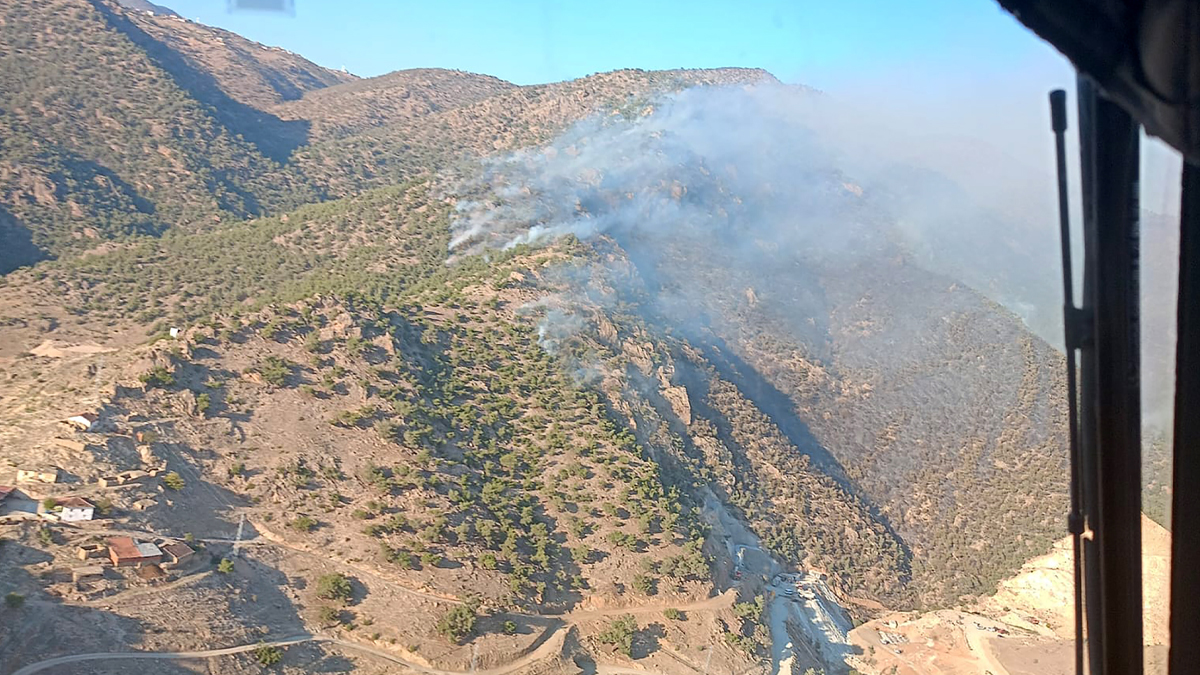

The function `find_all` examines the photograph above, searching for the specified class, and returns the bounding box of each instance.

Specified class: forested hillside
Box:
[0,0,328,271]
[0,2,1097,672]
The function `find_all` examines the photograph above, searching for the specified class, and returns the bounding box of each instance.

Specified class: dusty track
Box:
[6,590,737,675]
[964,625,1012,675]
[9,635,314,675]
[10,629,569,675]
[559,589,736,622]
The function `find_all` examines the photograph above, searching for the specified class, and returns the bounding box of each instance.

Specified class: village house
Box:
[64,413,98,432]
[76,543,105,560]
[72,565,105,584]
[99,470,149,488]
[55,496,95,522]
[17,467,59,483]
[107,537,162,567]
[160,542,196,568]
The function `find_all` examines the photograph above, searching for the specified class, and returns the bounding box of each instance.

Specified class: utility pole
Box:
[470,642,478,673]
[703,645,713,674]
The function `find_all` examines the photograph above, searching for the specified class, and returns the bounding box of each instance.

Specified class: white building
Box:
[56,496,95,522]
[64,413,98,431]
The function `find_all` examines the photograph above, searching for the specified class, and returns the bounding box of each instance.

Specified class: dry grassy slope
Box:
[0,0,776,270]
[126,291,717,611]
[0,178,461,363]
[0,243,765,674]
[274,68,517,141]
[125,9,356,110]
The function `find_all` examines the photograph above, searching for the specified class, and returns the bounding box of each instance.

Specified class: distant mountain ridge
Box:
[116,0,177,17]
[0,0,772,271]
[122,6,356,110]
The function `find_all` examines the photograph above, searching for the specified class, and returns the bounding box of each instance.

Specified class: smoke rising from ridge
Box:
[450,83,1065,345]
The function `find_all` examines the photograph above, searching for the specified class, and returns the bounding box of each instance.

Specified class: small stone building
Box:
[72,565,105,583]
[107,537,162,567]
[160,542,196,568]
[17,467,59,483]
[77,543,105,560]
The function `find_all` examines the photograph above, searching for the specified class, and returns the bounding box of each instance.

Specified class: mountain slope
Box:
[445,87,1069,607]
[273,68,516,141]
[287,67,778,198]
[123,8,355,110]
[0,190,763,675]
[0,58,1068,612]
[0,0,317,270]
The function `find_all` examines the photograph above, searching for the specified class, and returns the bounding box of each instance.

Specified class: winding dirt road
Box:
[16,521,739,672]
[9,635,314,675]
[7,633,559,675]
[7,590,738,675]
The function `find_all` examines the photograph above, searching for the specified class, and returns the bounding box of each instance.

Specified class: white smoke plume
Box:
[450,83,1066,341]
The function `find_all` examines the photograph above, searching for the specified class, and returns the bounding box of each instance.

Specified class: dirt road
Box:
[964,624,1012,675]
[8,634,314,675]
[7,628,570,675]
[6,589,736,675]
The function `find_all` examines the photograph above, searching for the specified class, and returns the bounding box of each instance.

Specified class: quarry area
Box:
[845,515,1172,675]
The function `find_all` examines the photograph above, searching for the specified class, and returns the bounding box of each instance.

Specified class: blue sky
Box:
[163,0,1067,89]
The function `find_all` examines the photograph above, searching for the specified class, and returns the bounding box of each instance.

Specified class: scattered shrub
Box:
[163,471,185,491]
[290,515,318,532]
[598,614,637,656]
[196,392,211,415]
[253,643,282,666]
[316,573,353,602]
[139,366,174,388]
[436,605,477,644]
